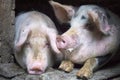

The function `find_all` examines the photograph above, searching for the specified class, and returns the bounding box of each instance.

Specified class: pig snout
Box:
[28,62,45,75]
[57,36,67,49]
[56,35,72,49]
[56,33,79,52]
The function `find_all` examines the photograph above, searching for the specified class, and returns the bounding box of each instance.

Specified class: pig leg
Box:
[59,60,74,72]
[76,58,96,79]
[76,53,113,79]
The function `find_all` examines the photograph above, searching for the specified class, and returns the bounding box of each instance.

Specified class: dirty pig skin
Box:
[49,1,120,79]
[14,11,61,75]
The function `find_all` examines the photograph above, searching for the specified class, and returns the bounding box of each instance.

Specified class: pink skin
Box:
[56,35,70,49]
[53,4,115,62]
[28,62,44,74]
[22,41,47,74]
[56,24,118,63]
[24,39,50,75]
[47,31,61,54]
[27,61,45,74]
[14,11,58,75]
[57,34,79,50]
[50,1,120,79]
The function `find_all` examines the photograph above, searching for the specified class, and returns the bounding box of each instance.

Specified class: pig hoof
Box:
[76,68,93,79]
[59,60,74,72]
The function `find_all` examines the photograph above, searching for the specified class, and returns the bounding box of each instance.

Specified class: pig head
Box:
[14,11,60,74]
[50,1,120,62]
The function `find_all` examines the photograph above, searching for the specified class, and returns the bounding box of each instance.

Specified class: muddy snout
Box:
[28,61,44,75]
[56,35,72,49]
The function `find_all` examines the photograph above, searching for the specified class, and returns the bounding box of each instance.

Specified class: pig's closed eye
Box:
[25,41,30,45]
[44,43,50,48]
[25,41,32,47]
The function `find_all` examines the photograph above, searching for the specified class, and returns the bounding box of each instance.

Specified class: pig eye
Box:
[102,15,106,24]
[81,15,86,19]
[44,43,50,48]
[85,22,94,31]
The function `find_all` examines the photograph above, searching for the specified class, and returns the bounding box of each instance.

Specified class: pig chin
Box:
[28,69,44,75]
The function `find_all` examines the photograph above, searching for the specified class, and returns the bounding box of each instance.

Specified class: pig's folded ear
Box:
[49,0,75,23]
[15,28,31,52]
[47,30,61,54]
[88,10,111,35]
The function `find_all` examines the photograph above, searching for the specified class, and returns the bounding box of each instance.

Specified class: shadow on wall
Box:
[15,0,120,32]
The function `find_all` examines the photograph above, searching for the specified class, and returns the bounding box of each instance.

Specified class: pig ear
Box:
[88,10,111,35]
[47,30,61,54]
[15,28,31,51]
[49,1,75,23]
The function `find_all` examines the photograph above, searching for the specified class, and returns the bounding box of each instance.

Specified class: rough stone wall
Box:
[0,0,15,63]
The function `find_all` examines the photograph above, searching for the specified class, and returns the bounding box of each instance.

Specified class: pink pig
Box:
[50,1,120,79]
[14,11,61,75]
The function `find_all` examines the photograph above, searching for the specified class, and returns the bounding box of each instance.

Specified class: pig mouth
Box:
[28,68,44,75]
[67,48,74,53]
[60,44,82,54]
[60,45,81,60]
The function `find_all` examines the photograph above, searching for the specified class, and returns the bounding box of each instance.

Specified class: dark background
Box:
[15,0,120,32]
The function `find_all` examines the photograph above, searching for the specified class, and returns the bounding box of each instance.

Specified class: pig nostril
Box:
[56,36,67,49]
[57,37,66,44]
[61,39,66,43]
